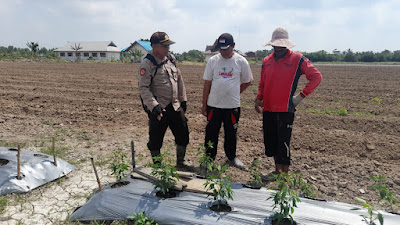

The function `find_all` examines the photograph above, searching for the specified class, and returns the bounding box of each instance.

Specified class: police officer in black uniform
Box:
[138,31,192,169]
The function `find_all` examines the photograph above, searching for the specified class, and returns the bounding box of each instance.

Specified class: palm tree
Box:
[71,43,83,61]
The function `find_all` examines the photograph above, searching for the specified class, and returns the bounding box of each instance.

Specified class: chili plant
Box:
[110,151,130,181]
[150,152,179,195]
[267,172,316,224]
[369,175,398,212]
[249,158,263,187]
[203,162,234,209]
[127,211,158,225]
[351,197,383,225]
[196,141,214,177]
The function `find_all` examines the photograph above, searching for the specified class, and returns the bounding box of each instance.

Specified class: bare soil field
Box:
[0,61,399,224]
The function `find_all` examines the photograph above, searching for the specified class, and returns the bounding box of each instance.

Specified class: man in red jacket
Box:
[255,27,322,175]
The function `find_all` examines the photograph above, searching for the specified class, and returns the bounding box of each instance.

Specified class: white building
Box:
[122,41,152,62]
[54,41,121,61]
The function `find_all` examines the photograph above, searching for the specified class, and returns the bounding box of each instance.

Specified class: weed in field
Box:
[127,211,158,225]
[151,152,179,195]
[397,103,400,107]
[110,151,130,181]
[40,144,70,160]
[308,108,349,116]
[351,197,383,225]
[370,98,382,105]
[308,108,334,115]
[0,196,7,212]
[337,100,347,104]
[336,109,349,116]
[354,112,374,117]
[0,140,26,148]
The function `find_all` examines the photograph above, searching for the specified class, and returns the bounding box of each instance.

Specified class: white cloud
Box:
[0,0,399,53]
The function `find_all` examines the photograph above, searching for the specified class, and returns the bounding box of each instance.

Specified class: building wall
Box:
[57,51,120,61]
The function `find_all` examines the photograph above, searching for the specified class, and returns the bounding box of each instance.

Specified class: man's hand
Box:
[292,94,304,107]
[180,101,187,113]
[254,98,263,114]
[201,104,207,117]
[152,105,165,121]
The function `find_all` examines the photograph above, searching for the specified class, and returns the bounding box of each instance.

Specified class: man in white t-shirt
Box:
[201,33,253,169]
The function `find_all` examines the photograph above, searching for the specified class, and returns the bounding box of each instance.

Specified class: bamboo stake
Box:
[52,137,57,166]
[91,157,102,192]
[131,140,135,169]
[17,145,21,180]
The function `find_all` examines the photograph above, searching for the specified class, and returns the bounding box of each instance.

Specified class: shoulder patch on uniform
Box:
[140,68,146,76]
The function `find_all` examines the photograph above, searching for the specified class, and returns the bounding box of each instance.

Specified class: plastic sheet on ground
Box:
[70,177,400,225]
[0,146,76,195]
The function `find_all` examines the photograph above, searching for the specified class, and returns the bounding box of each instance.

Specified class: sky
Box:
[1,0,399,54]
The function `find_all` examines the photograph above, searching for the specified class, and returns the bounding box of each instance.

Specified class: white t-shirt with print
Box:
[203,52,253,108]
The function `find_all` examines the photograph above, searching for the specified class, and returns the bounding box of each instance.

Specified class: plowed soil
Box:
[1,61,399,215]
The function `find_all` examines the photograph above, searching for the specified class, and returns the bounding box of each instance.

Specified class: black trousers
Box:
[147,104,189,151]
[205,106,240,161]
[263,112,295,165]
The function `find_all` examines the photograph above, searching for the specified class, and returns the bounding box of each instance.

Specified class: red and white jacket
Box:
[256,50,322,112]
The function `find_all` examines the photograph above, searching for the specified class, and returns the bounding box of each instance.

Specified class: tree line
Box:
[1,43,400,63]
[0,42,58,59]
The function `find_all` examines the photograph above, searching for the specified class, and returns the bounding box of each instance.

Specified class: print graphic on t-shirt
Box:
[219,67,233,78]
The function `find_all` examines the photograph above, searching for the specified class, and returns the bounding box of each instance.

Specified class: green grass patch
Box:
[370,98,382,105]
[0,196,7,212]
[354,112,374,117]
[40,145,70,163]
[178,61,206,66]
[240,101,252,107]
[336,109,348,116]
[308,108,335,115]
[308,108,348,116]
[0,140,26,148]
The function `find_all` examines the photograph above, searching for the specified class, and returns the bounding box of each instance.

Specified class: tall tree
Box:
[26,42,39,57]
[344,49,356,62]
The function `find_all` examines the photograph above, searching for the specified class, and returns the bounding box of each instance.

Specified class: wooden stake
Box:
[131,140,135,169]
[52,137,57,166]
[17,145,21,180]
[91,157,102,192]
